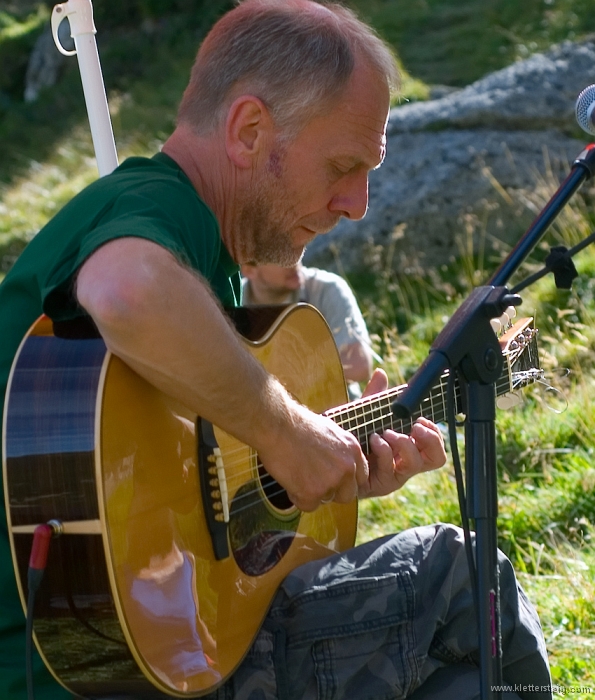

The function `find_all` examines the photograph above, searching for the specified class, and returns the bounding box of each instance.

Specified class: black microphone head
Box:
[576,85,595,136]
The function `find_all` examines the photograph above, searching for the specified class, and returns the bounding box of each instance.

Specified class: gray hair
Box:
[177,0,399,137]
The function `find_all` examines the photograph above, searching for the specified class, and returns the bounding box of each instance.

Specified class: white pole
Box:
[51,0,119,177]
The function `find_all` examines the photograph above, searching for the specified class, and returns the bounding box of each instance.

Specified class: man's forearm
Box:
[76,237,293,453]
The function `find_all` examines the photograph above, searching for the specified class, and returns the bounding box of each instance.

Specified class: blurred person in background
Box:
[242,261,373,398]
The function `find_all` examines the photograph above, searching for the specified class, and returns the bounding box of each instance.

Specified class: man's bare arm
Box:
[76,237,369,511]
[339,340,373,383]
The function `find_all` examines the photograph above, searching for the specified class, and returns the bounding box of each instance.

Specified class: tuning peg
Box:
[496,305,518,331]
[490,318,502,334]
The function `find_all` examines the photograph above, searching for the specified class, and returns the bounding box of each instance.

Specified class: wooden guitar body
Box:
[3,304,356,698]
[3,303,540,697]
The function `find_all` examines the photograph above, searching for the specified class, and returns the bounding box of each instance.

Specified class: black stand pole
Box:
[392,143,595,700]
[394,284,520,700]
[466,380,502,693]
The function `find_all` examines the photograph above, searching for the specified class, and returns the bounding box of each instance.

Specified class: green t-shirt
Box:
[0,152,240,699]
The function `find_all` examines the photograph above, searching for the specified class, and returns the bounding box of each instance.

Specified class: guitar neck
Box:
[323,330,535,452]
[324,316,541,451]
[324,376,452,453]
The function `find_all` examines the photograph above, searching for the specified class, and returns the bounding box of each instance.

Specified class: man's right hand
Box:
[76,238,367,514]
[255,370,446,511]
[254,397,369,512]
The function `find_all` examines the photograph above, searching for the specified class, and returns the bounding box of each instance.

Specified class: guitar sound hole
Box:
[228,477,301,577]
[257,463,294,511]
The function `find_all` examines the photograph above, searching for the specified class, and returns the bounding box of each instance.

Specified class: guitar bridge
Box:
[198,418,230,560]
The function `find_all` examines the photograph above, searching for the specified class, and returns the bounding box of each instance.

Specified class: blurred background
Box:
[2,0,595,688]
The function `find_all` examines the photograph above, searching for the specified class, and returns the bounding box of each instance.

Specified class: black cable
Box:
[65,590,127,647]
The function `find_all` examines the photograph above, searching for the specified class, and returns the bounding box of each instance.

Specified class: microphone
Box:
[576,85,595,135]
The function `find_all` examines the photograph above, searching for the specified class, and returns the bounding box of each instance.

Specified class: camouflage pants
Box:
[208,524,551,700]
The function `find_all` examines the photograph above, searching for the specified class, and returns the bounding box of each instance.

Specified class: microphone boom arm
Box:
[489,144,595,288]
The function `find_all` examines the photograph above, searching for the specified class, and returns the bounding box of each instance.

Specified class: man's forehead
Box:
[332,66,390,165]
[326,116,388,170]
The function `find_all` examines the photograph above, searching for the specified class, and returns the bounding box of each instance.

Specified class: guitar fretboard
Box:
[323,321,540,453]
[324,373,453,453]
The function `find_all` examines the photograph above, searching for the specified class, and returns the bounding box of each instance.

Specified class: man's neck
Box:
[162,125,239,258]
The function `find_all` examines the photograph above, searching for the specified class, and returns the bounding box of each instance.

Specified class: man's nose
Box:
[329,172,369,221]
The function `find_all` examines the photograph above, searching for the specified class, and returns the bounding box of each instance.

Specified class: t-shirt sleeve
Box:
[307,272,371,350]
[42,183,219,321]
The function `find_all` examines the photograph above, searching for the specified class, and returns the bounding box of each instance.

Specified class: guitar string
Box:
[207,372,539,516]
[204,346,528,471]
[210,403,429,510]
[195,335,533,499]
[204,387,417,480]
[201,367,528,500]
[202,333,538,514]
[217,398,457,513]
[210,387,453,488]
[221,377,527,515]
[225,395,459,514]
[208,367,538,515]
[200,370,519,484]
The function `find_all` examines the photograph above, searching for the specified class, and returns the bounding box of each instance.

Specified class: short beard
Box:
[238,150,304,266]
[248,200,304,266]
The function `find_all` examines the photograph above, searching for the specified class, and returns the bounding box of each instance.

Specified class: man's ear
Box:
[225,95,274,168]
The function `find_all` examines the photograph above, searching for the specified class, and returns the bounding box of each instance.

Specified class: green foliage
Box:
[89,0,233,28]
[0,5,48,105]
[1,0,595,686]
[0,0,232,186]
[347,0,595,88]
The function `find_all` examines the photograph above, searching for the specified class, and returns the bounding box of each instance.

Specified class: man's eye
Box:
[331,163,349,176]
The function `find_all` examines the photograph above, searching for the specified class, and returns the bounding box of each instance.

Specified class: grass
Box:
[2,0,595,691]
[350,163,595,687]
[348,0,595,88]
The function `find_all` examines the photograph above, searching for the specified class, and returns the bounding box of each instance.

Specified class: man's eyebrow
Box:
[334,153,384,171]
[332,155,361,167]
[373,144,387,170]
[372,153,386,171]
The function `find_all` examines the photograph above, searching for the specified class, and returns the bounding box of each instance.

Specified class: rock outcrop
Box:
[304,38,595,275]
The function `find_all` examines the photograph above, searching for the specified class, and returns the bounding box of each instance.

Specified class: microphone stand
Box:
[392,142,595,700]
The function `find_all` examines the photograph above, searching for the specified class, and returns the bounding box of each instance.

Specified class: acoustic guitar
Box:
[3,303,540,698]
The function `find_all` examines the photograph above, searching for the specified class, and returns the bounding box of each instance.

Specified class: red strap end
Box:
[29,524,53,570]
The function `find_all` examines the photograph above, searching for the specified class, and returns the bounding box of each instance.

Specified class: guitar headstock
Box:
[497,316,543,406]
